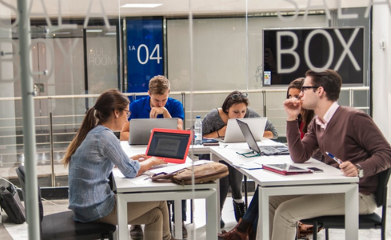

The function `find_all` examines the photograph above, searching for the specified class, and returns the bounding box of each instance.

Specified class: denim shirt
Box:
[68,125,140,222]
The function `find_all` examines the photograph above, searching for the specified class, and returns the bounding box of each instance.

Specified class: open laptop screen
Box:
[146,129,192,164]
[129,118,178,145]
[217,118,267,143]
[236,119,261,154]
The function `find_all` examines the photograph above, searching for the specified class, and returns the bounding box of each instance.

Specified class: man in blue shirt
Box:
[120,75,187,238]
[120,75,184,141]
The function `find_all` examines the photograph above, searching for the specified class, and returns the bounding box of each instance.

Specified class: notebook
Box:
[216,117,267,143]
[202,138,219,146]
[128,118,178,145]
[262,163,312,175]
[145,128,192,164]
[236,119,290,156]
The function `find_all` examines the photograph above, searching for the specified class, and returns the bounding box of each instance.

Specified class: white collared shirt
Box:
[315,102,339,129]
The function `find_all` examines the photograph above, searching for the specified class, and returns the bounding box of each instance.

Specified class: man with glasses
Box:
[269,69,391,239]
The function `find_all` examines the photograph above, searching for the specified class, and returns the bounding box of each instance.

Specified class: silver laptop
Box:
[128,118,178,145]
[216,117,267,143]
[236,119,289,156]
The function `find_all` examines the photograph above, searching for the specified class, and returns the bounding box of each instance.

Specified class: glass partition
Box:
[0,2,375,182]
[0,1,374,181]
[0,1,383,238]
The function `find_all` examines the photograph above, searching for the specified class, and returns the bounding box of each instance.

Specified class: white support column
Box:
[372,5,391,201]
[17,0,41,239]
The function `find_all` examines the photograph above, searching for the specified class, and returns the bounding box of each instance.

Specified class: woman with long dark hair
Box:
[286,78,315,138]
[64,89,173,240]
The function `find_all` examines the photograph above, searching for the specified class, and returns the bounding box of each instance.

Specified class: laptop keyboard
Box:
[260,146,290,156]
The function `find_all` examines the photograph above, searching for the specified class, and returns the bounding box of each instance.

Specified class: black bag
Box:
[0,184,26,224]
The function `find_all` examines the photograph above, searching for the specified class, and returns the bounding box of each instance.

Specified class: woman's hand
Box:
[148,157,166,166]
[219,126,227,137]
[131,154,149,161]
[136,157,167,176]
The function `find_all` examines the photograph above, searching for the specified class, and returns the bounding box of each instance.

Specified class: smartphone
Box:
[307,167,323,173]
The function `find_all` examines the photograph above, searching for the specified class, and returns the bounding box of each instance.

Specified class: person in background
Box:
[201,90,278,228]
[286,78,315,139]
[64,89,174,240]
[120,75,184,140]
[120,75,187,238]
[287,78,320,238]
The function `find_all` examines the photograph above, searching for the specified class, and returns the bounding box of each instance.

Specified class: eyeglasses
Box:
[301,86,319,93]
[231,92,248,100]
[123,109,130,118]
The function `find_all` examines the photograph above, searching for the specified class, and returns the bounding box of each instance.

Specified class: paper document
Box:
[219,143,250,149]
[232,161,263,170]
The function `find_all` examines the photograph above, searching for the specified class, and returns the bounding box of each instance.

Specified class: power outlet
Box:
[34,83,44,93]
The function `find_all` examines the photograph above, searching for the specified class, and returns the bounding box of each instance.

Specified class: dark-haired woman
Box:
[64,89,173,240]
[287,78,315,139]
[201,90,278,228]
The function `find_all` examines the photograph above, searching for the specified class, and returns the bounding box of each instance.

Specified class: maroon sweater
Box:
[287,106,391,194]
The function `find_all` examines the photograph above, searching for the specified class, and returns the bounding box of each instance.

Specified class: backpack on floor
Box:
[0,184,26,224]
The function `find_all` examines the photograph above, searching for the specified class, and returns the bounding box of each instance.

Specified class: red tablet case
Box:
[145,128,192,164]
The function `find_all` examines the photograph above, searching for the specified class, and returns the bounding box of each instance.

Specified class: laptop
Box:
[262,163,312,175]
[145,128,192,164]
[236,119,289,156]
[128,118,178,145]
[216,118,267,143]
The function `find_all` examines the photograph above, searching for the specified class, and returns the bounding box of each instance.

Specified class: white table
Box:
[210,147,359,240]
[115,141,218,239]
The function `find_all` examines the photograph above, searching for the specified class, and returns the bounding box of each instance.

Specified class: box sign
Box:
[263,27,364,85]
[126,18,164,92]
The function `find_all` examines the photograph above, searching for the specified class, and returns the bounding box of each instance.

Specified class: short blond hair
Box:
[149,75,170,95]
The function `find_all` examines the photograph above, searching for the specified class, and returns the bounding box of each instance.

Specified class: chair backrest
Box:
[108,171,115,192]
[15,166,44,222]
[374,168,391,208]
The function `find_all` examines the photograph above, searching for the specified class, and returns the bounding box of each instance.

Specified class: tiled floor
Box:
[1,195,391,240]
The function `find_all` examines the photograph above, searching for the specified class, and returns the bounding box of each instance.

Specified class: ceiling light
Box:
[121,4,162,8]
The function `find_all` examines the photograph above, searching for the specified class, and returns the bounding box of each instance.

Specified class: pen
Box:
[325,151,343,164]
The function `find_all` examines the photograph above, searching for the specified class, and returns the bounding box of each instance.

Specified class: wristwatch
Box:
[356,164,364,178]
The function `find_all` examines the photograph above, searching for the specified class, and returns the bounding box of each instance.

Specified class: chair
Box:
[16,166,116,240]
[300,168,391,240]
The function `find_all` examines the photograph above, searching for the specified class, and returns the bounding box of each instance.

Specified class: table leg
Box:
[345,184,359,240]
[211,152,221,232]
[258,186,269,240]
[117,194,128,240]
[244,175,248,208]
[206,189,218,240]
[174,199,182,239]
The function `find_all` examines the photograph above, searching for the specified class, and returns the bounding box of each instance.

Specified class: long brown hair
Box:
[287,78,315,134]
[63,89,129,166]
